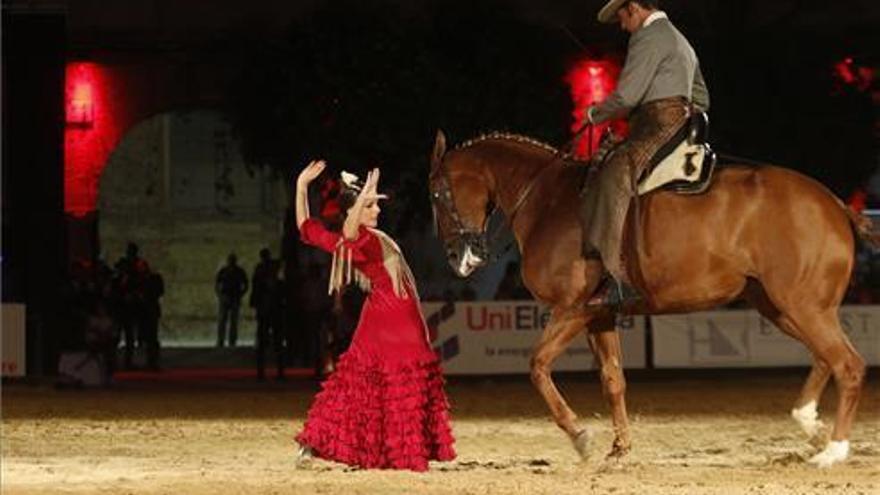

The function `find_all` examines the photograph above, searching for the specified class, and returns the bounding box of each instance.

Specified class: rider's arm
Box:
[692,63,710,113]
[591,34,662,124]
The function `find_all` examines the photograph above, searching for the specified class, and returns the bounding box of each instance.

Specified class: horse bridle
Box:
[429,164,491,262]
[429,145,574,263]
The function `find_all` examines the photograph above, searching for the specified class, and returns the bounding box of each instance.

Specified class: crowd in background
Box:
[61,242,164,386]
[59,240,366,384]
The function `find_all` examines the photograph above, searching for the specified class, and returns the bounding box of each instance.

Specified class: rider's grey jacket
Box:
[592,14,710,124]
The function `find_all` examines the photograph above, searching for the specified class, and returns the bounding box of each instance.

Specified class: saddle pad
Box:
[637,139,706,195]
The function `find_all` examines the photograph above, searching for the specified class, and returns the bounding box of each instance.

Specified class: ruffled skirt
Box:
[295,347,456,471]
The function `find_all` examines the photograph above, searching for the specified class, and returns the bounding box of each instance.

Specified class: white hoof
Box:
[791,401,824,438]
[572,429,593,460]
[808,440,849,468]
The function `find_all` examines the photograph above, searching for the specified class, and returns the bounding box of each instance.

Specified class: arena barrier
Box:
[1,303,26,377]
[423,301,880,374]
[422,301,647,374]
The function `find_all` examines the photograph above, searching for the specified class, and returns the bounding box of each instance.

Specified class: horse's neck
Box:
[485,148,548,214]
[482,144,553,236]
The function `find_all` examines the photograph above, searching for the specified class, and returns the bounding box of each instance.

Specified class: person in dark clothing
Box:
[83,291,117,384]
[113,242,150,369]
[298,262,333,377]
[251,249,286,380]
[140,270,164,371]
[215,253,248,347]
[495,261,532,300]
[57,261,118,388]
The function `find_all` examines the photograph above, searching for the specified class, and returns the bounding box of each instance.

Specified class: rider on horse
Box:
[581,0,710,306]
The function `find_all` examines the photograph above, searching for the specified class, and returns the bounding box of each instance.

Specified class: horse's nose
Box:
[447,249,459,263]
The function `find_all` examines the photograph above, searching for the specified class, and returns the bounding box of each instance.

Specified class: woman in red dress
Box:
[293,160,456,472]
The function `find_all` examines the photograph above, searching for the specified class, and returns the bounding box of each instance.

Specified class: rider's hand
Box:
[582,106,596,127]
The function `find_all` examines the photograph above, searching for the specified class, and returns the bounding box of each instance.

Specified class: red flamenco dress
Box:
[295,218,456,471]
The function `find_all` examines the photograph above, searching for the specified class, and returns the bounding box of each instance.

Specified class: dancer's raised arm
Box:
[295,160,326,230]
[342,168,380,240]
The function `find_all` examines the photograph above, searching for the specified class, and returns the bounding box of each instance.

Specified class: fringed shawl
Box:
[327,228,420,301]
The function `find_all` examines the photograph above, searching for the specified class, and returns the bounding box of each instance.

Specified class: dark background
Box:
[3,0,879,373]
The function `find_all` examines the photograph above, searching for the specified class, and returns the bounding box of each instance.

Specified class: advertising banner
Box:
[652,306,880,368]
[423,301,646,374]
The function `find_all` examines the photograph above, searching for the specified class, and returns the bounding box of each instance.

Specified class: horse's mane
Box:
[452,131,589,165]
[452,131,560,155]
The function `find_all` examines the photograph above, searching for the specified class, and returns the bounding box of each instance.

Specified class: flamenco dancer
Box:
[293,160,456,471]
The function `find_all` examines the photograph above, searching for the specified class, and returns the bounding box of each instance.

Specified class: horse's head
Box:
[429,130,495,278]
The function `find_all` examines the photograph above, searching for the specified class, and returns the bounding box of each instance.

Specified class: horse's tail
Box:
[843,205,880,249]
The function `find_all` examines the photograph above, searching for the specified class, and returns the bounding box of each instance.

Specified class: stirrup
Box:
[586,277,642,309]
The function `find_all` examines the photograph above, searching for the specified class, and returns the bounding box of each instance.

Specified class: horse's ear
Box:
[431,129,447,171]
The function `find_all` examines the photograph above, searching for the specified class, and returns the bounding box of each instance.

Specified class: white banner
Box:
[423,301,646,374]
[652,306,880,368]
[2,303,26,377]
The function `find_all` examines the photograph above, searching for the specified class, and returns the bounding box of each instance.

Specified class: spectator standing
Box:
[251,249,285,380]
[298,262,332,377]
[140,269,165,371]
[113,242,150,369]
[215,253,248,347]
[495,261,531,300]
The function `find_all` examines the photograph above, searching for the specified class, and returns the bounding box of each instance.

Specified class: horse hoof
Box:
[606,442,631,460]
[807,440,849,468]
[571,429,593,460]
[807,426,830,450]
[791,402,823,438]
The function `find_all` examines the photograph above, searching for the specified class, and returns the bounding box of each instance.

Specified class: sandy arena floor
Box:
[2,373,878,495]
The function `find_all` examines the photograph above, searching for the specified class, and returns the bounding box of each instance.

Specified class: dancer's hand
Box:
[358,168,385,202]
[296,160,326,189]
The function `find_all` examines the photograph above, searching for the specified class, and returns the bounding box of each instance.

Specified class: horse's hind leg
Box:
[796,310,866,467]
[529,308,591,456]
[791,361,832,443]
[748,286,831,441]
[756,295,865,467]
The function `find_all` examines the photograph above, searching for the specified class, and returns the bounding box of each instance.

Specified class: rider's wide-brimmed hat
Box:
[597,0,628,23]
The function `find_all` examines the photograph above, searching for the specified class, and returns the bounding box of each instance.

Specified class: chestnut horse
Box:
[428,130,873,467]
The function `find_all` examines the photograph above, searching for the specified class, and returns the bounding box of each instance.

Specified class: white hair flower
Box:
[340,171,362,191]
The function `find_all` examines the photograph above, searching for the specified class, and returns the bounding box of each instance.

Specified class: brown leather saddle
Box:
[639,111,717,195]
[587,112,717,196]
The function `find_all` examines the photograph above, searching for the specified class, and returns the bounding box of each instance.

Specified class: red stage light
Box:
[64,62,121,217]
[67,79,94,128]
[564,58,627,159]
[833,56,875,93]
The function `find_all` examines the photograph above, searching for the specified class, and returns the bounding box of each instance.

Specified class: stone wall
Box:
[98,110,286,344]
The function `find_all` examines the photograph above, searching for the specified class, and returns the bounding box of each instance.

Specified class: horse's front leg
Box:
[587,312,631,459]
[529,308,592,458]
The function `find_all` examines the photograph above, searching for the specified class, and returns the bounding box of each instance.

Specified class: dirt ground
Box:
[2,373,878,495]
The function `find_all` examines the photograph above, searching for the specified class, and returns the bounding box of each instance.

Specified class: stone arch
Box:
[97,109,286,344]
